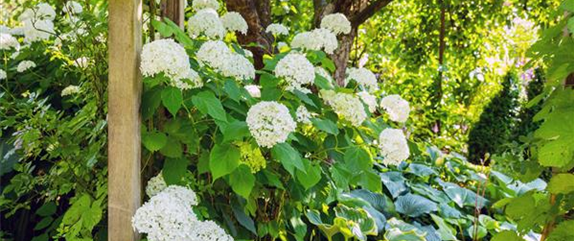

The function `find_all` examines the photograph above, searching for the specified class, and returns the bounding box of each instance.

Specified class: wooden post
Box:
[108,0,142,240]
[161,0,185,27]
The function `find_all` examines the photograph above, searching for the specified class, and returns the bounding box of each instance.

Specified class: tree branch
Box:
[350,0,393,26]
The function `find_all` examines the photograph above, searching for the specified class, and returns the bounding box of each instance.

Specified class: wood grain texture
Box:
[108,0,143,240]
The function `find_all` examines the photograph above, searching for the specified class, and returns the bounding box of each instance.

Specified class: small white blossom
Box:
[346,67,379,92]
[296,105,312,124]
[275,53,315,92]
[188,8,226,39]
[380,94,410,123]
[219,54,255,80]
[291,28,338,54]
[17,60,36,72]
[320,13,352,35]
[141,39,202,89]
[221,12,248,35]
[244,85,261,98]
[265,23,289,36]
[378,128,410,166]
[64,1,83,15]
[72,57,90,68]
[145,173,167,198]
[321,90,367,127]
[61,85,80,96]
[191,220,234,241]
[246,101,296,148]
[357,91,377,113]
[0,69,6,80]
[192,0,220,11]
[0,33,19,50]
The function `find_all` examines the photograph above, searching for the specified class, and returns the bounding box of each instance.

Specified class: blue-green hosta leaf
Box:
[410,183,450,204]
[407,163,437,177]
[441,182,488,208]
[430,214,458,241]
[394,193,438,217]
[349,189,395,216]
[438,203,462,219]
[384,218,426,241]
[334,205,378,240]
[415,223,441,241]
[379,172,407,198]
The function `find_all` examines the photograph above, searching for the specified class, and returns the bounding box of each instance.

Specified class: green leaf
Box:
[192,91,227,122]
[321,58,336,72]
[492,231,525,241]
[430,214,458,241]
[232,200,257,234]
[82,204,102,230]
[224,79,242,102]
[260,72,279,87]
[142,131,168,152]
[152,19,173,37]
[159,138,183,158]
[568,17,574,34]
[163,158,189,185]
[230,165,255,199]
[343,146,372,174]
[63,195,91,225]
[359,170,382,193]
[296,161,322,190]
[560,0,574,11]
[161,87,183,116]
[379,172,407,198]
[36,202,56,217]
[311,118,339,135]
[548,220,574,241]
[271,143,306,176]
[548,173,574,194]
[142,87,162,120]
[222,121,250,142]
[34,216,53,230]
[394,193,438,217]
[294,90,317,108]
[210,143,240,180]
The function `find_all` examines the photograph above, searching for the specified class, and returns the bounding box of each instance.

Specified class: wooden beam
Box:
[108,0,143,240]
[161,0,185,27]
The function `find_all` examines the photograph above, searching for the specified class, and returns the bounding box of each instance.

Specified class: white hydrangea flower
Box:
[357,91,377,113]
[296,105,312,124]
[145,173,167,198]
[160,186,198,207]
[191,220,234,241]
[346,67,379,92]
[244,85,261,98]
[315,66,333,83]
[320,90,366,127]
[221,12,248,35]
[0,69,6,80]
[141,39,202,89]
[0,33,19,50]
[320,13,352,35]
[277,41,288,50]
[246,101,296,148]
[64,1,83,14]
[265,23,289,36]
[0,25,10,33]
[192,0,220,11]
[22,19,55,43]
[188,8,226,39]
[196,40,255,80]
[380,94,410,123]
[291,28,338,54]
[275,53,315,92]
[378,128,410,166]
[34,3,56,20]
[17,60,36,72]
[220,54,255,80]
[61,85,80,96]
[72,57,90,68]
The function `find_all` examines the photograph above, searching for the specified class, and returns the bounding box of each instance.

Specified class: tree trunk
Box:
[161,0,184,27]
[332,27,357,86]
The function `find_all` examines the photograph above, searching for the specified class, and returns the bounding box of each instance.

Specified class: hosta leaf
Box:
[394,193,438,217]
[380,172,407,198]
[384,218,426,241]
[407,163,437,177]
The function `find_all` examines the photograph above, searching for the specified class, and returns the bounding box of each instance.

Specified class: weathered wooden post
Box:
[161,0,186,27]
[108,0,143,240]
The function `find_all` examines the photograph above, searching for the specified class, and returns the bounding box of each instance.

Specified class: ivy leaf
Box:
[210,143,240,180]
[163,158,189,185]
[311,118,339,135]
[296,160,322,190]
[161,87,183,116]
[142,131,168,152]
[271,143,306,176]
[394,193,438,217]
[192,91,227,122]
[230,165,255,199]
[548,173,574,194]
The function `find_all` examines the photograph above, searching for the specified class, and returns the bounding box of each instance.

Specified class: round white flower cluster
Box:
[357,91,378,113]
[291,28,338,54]
[72,57,90,68]
[64,1,83,15]
[378,128,410,166]
[19,3,56,43]
[141,39,202,89]
[188,8,226,39]
[275,53,315,92]
[221,12,248,35]
[346,67,379,92]
[0,69,6,80]
[296,105,313,124]
[380,95,410,123]
[244,85,261,98]
[17,60,36,72]
[320,90,367,127]
[265,23,289,36]
[145,173,167,198]
[192,0,220,11]
[320,13,352,35]
[61,85,80,96]
[246,101,296,148]
[0,33,19,50]
[197,40,255,80]
[133,186,232,241]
